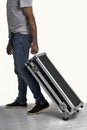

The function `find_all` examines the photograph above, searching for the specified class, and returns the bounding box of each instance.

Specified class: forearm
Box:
[28,15,38,44]
[8,29,11,39]
[22,7,39,54]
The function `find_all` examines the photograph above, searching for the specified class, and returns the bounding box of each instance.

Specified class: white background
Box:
[0,0,87,105]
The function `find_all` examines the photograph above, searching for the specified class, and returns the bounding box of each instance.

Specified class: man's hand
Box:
[31,43,39,54]
[6,40,13,55]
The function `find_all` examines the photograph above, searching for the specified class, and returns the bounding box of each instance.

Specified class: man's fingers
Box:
[31,46,38,54]
[6,44,13,55]
[31,49,37,54]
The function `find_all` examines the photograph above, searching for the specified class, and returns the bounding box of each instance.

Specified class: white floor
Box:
[0,103,87,130]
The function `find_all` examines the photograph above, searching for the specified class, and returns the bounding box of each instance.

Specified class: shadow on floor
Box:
[0,103,86,130]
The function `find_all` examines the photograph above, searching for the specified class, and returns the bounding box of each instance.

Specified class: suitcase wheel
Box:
[62,111,70,121]
[81,105,83,108]
[62,117,69,121]
[76,110,79,113]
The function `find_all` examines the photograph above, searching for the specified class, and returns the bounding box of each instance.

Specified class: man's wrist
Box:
[8,38,11,44]
[32,41,38,45]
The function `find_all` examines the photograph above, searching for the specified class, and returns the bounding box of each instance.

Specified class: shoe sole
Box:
[5,106,27,109]
[27,105,49,115]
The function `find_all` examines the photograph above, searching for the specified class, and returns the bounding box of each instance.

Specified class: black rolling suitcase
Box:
[25,53,83,120]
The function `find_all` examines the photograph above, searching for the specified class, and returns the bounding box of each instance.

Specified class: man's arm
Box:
[22,7,39,54]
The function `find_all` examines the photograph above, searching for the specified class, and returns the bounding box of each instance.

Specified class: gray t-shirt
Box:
[7,0,32,38]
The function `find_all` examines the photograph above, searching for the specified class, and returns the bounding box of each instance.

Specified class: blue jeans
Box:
[11,33,46,104]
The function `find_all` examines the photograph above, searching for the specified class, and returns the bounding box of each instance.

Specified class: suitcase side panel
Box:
[37,55,82,107]
[31,62,72,112]
[26,63,72,114]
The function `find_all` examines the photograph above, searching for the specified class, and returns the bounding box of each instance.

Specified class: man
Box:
[6,0,49,114]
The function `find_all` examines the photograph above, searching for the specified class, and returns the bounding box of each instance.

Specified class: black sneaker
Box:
[6,101,27,108]
[27,101,49,114]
